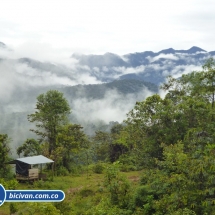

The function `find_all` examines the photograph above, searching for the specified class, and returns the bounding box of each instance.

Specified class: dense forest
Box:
[1,58,215,214]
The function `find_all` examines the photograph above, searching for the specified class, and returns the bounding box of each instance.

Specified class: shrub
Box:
[79,188,94,198]
[68,165,83,175]
[22,202,60,215]
[104,162,131,209]
[118,154,137,172]
[120,164,137,172]
[86,198,133,215]
[54,201,72,215]
[132,185,155,214]
[93,163,104,174]
[10,203,18,214]
[56,166,69,176]
[0,178,18,190]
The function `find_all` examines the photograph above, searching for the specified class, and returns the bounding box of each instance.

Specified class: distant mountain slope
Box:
[72,46,214,84]
[1,41,213,85]
[0,78,157,146]
[62,79,158,101]
[1,41,213,147]
[71,52,128,68]
[0,79,157,111]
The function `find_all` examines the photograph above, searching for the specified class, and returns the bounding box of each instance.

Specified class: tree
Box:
[201,57,215,108]
[0,134,11,178]
[28,90,71,156]
[163,58,215,108]
[109,124,128,162]
[118,59,215,214]
[133,142,215,214]
[124,94,185,167]
[17,138,41,157]
[93,124,127,162]
[56,124,88,170]
[93,131,112,161]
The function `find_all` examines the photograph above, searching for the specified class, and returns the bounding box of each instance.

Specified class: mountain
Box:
[71,52,128,68]
[1,42,212,86]
[0,42,214,149]
[72,46,213,84]
[157,46,206,55]
[62,79,157,102]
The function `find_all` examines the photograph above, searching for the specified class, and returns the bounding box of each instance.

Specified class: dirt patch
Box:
[67,186,83,195]
[128,176,140,183]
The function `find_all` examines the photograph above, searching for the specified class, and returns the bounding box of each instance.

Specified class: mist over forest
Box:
[0,41,215,154]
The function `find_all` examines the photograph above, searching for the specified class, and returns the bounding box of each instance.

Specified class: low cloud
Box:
[111,65,146,79]
[0,53,102,103]
[72,87,153,124]
[0,60,76,102]
[169,65,202,78]
[0,41,210,149]
[113,65,145,75]
[148,54,179,63]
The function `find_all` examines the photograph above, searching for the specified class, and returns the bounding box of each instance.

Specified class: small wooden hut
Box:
[7,155,54,181]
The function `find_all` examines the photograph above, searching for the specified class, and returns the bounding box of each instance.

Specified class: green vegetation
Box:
[0,170,140,215]
[17,138,41,157]
[2,58,215,214]
[63,79,158,100]
[28,90,71,156]
[0,134,13,179]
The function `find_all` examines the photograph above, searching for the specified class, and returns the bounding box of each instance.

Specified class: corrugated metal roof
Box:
[7,155,54,165]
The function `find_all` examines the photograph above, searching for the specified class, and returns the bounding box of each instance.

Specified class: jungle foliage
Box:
[2,58,215,214]
[91,58,215,214]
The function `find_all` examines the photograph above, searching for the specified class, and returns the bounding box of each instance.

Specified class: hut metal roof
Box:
[7,155,54,165]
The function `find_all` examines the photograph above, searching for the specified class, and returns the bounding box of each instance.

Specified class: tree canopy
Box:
[28,90,71,155]
[3,58,215,214]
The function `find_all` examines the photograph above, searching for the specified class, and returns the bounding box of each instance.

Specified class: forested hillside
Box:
[0,78,157,154]
[1,42,214,145]
[1,58,215,214]
[63,79,158,99]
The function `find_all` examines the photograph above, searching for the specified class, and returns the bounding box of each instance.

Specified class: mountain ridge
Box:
[0,41,214,144]
[71,46,214,84]
[0,41,214,86]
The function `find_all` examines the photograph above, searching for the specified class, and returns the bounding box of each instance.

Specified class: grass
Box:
[0,170,141,214]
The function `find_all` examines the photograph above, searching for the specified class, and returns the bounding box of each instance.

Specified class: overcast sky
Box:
[1,0,215,55]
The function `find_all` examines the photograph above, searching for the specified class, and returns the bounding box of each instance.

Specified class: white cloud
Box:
[72,88,153,124]
[148,64,166,71]
[75,73,102,85]
[170,65,202,78]
[148,54,179,63]
[112,65,145,78]
[0,58,102,104]
[1,0,215,54]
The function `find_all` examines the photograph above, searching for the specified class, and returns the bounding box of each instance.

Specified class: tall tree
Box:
[56,124,88,170]
[28,90,71,155]
[0,134,11,178]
